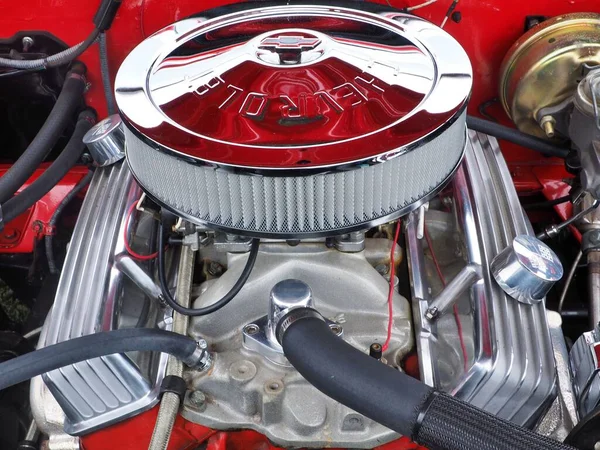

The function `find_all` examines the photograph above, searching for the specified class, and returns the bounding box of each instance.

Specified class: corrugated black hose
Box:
[99,32,117,115]
[0,64,87,205]
[278,310,576,450]
[0,109,96,227]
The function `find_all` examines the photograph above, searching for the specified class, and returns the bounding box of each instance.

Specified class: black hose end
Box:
[160,375,187,400]
[68,61,87,77]
[77,108,97,125]
[275,308,325,345]
[94,0,123,31]
[413,392,576,450]
[17,441,37,450]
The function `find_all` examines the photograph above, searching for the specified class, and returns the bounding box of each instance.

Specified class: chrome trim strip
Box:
[121,101,468,177]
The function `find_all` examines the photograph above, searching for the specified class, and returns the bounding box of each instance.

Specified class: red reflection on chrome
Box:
[159,56,423,147]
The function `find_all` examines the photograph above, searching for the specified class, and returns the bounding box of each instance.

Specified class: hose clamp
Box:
[412,390,440,442]
[276,307,325,345]
[183,340,212,371]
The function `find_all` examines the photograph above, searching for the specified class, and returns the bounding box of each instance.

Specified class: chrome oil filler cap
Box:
[82,114,125,167]
[491,235,563,304]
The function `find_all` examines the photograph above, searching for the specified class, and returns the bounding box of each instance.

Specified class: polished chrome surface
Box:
[125,114,466,237]
[491,235,563,305]
[425,263,481,320]
[589,251,600,329]
[406,131,557,426]
[115,254,162,303]
[82,114,125,167]
[268,279,313,344]
[33,162,169,435]
[570,324,600,418]
[334,231,366,253]
[185,239,412,448]
[116,5,471,170]
[31,326,81,450]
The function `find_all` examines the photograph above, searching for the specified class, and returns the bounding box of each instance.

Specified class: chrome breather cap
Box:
[491,235,563,305]
[82,114,125,167]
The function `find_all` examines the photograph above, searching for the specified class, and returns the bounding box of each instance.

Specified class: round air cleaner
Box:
[116,4,472,237]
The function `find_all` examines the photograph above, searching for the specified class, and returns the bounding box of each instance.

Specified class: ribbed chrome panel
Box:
[125,112,466,237]
[407,131,556,427]
[35,162,169,435]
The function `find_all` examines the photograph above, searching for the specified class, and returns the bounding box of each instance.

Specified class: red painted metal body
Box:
[0,165,89,253]
[1,0,598,447]
[81,407,426,450]
[0,0,592,195]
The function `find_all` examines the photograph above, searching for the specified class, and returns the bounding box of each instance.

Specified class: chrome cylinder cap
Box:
[268,279,313,343]
[491,235,563,305]
[82,114,125,167]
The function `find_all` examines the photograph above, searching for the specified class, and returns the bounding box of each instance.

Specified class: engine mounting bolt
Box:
[197,339,208,350]
[188,390,207,409]
[22,36,34,52]
[244,324,259,335]
[539,115,556,138]
[264,379,284,394]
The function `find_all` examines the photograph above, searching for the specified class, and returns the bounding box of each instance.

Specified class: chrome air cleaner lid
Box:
[115,4,472,171]
[116,4,471,237]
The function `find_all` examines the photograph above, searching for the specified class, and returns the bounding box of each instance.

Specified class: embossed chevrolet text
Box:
[194,75,385,121]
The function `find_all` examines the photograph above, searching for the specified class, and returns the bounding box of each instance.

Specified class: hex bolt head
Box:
[22,36,34,52]
[425,306,439,321]
[189,390,207,409]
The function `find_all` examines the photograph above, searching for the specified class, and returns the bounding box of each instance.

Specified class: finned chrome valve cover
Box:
[406,132,558,427]
[116,4,472,237]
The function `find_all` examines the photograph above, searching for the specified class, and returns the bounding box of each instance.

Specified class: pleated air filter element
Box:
[116,4,472,238]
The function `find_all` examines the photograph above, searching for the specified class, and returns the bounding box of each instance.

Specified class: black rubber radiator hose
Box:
[0,328,206,391]
[0,109,96,226]
[0,63,87,205]
[278,310,576,450]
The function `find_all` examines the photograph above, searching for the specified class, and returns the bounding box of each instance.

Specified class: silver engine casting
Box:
[183,239,412,448]
[30,132,576,449]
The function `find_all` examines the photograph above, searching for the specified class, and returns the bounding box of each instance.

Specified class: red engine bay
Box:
[2,1,599,449]
[1,0,594,254]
